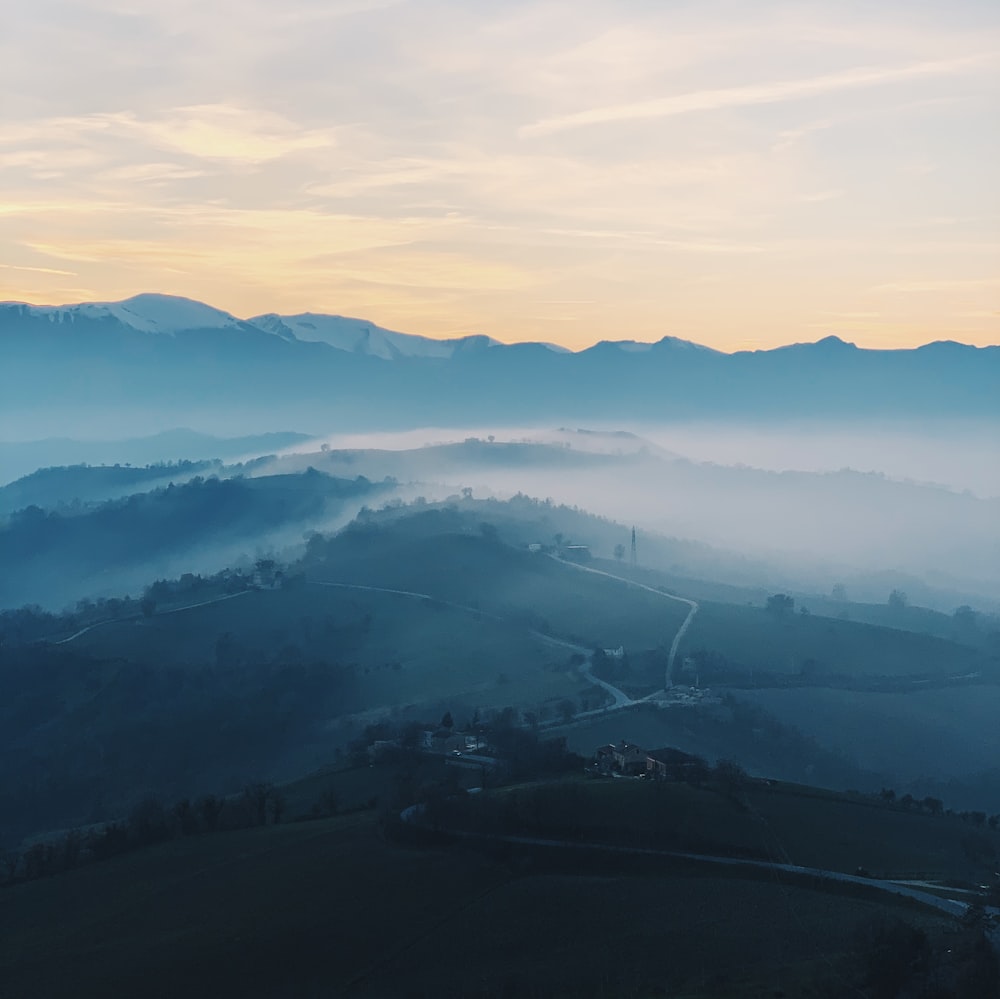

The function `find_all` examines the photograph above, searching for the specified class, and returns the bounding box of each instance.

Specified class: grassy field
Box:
[744,780,1000,880]
[71,584,585,715]
[600,559,997,651]
[460,776,1000,884]
[676,599,990,679]
[277,757,483,820]
[0,808,955,999]
[737,686,1000,785]
[311,529,690,650]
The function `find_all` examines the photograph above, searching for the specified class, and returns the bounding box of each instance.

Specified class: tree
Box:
[888,589,908,610]
[441,711,454,730]
[613,543,625,561]
[766,593,795,616]
[953,605,977,629]
[242,783,271,826]
[140,595,156,618]
[268,791,286,825]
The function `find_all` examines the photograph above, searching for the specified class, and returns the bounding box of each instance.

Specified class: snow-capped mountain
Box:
[591,335,722,355]
[250,312,501,360]
[2,292,996,438]
[2,293,244,335]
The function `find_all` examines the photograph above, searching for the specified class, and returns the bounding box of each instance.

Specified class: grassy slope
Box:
[311,526,690,648]
[474,777,1000,884]
[744,780,999,879]
[0,808,951,999]
[677,600,990,679]
[72,584,577,711]
[738,686,1000,785]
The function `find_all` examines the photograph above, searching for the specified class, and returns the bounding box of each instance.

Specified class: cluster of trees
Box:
[1,470,385,608]
[0,636,363,847]
[1,782,287,885]
[0,458,220,515]
[877,787,1000,828]
[855,917,999,999]
[349,709,583,785]
[591,645,672,693]
[765,593,796,616]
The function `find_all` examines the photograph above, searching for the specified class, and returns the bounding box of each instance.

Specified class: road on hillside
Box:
[399,807,982,922]
[548,556,699,691]
[314,580,506,623]
[49,589,251,645]
[313,579,636,712]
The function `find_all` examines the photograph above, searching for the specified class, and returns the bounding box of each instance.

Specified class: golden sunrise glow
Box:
[1,1,998,350]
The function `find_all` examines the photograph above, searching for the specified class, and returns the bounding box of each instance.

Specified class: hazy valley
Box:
[2,296,999,997]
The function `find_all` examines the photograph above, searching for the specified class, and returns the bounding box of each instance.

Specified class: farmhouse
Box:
[645,747,706,781]
[596,740,647,776]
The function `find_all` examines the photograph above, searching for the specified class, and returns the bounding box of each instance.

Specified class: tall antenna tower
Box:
[630,526,637,567]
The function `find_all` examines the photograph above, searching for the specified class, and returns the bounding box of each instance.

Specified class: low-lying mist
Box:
[264,419,1000,610]
[4,417,996,614]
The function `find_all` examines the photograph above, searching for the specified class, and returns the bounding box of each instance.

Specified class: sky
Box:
[1,0,998,351]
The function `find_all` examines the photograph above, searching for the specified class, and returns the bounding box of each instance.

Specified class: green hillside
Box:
[677,600,992,683]
[306,519,689,650]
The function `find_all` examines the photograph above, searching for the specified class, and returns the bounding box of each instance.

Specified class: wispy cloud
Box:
[2,105,336,165]
[2,1,998,349]
[872,278,1000,293]
[521,54,993,137]
[0,263,77,276]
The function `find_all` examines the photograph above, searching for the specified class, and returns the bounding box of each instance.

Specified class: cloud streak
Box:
[521,54,994,136]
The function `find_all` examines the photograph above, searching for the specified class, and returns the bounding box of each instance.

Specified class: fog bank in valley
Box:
[270,419,999,610]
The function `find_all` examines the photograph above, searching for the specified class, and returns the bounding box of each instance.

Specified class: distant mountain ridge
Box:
[2,293,997,433]
[249,311,510,360]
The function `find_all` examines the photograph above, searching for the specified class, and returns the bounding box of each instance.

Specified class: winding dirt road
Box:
[549,556,699,690]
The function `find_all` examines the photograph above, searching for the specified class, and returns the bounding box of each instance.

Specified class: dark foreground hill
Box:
[2,775,997,999]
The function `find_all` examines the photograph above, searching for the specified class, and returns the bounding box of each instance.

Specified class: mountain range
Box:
[2,293,997,435]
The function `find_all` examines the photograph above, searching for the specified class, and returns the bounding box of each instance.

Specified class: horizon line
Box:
[2,291,997,355]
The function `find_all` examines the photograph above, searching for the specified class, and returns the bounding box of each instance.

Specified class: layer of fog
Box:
[7,418,997,614]
[291,420,1000,499]
[5,496,377,613]
[264,421,1000,611]
[636,420,1000,499]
